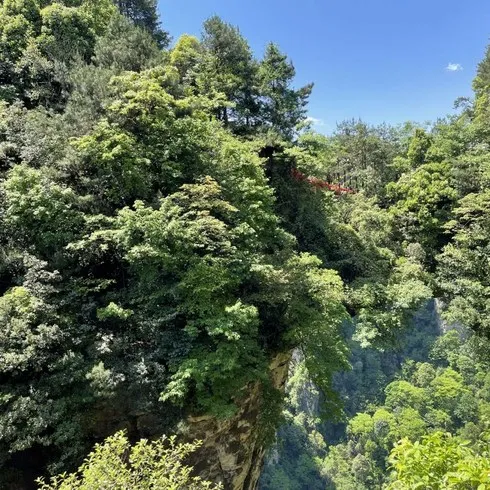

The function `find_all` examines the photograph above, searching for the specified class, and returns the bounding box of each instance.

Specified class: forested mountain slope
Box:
[0,1,490,489]
[260,51,490,489]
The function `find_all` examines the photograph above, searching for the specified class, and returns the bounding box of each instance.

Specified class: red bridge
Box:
[291,168,355,195]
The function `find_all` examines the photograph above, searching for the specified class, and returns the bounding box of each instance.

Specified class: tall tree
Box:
[170,34,202,88]
[258,42,313,139]
[330,120,403,196]
[112,0,169,47]
[437,190,490,339]
[407,128,433,168]
[199,16,260,132]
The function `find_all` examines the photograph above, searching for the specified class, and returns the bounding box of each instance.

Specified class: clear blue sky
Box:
[158,0,490,133]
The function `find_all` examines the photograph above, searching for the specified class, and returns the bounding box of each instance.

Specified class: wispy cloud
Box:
[306,116,325,126]
[446,62,463,72]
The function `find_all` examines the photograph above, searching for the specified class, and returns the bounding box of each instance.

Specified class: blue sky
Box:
[158,0,490,133]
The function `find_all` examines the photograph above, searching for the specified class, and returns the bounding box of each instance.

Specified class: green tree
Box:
[387,161,457,264]
[407,128,433,168]
[112,0,169,47]
[93,14,163,72]
[0,0,116,107]
[37,431,221,489]
[437,190,490,338]
[384,380,428,412]
[199,16,259,131]
[330,120,403,197]
[170,34,202,86]
[258,42,313,139]
[387,432,490,489]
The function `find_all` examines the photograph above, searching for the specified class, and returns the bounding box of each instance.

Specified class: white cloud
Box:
[446,63,463,72]
[306,116,325,126]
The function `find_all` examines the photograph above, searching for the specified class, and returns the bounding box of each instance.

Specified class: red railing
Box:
[291,168,355,195]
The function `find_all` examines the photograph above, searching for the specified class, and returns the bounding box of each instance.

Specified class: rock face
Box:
[182,351,292,490]
[434,298,466,335]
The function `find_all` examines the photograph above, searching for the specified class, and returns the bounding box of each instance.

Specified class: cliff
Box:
[182,352,292,490]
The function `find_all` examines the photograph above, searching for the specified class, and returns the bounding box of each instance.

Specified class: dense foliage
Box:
[0,0,371,485]
[1,1,490,488]
[37,431,222,489]
[260,36,490,490]
[316,328,490,489]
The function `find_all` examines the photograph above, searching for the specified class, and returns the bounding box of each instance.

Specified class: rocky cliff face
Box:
[181,351,292,490]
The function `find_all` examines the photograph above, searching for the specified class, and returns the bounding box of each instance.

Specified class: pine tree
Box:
[199,16,260,131]
[258,43,313,139]
[113,0,169,47]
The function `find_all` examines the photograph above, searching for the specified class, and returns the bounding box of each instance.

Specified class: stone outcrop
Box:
[181,351,292,490]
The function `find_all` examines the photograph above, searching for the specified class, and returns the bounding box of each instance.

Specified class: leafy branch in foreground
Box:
[387,431,490,489]
[37,431,222,490]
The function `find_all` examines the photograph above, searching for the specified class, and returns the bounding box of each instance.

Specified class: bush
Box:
[37,431,222,489]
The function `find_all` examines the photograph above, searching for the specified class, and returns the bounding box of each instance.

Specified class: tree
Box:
[93,14,163,72]
[387,161,457,264]
[7,3,490,489]
[170,34,202,86]
[112,0,170,47]
[387,432,490,489]
[407,128,433,167]
[330,120,403,197]
[199,16,259,131]
[37,431,222,489]
[384,380,428,412]
[258,42,313,139]
[0,0,116,108]
[430,368,468,413]
[1,51,352,481]
[0,256,94,482]
[437,190,490,338]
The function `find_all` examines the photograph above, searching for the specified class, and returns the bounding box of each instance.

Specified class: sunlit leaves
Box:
[387,432,490,489]
[37,431,222,489]
[437,190,490,337]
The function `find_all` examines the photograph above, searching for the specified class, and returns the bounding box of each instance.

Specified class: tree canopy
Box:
[1,2,490,489]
